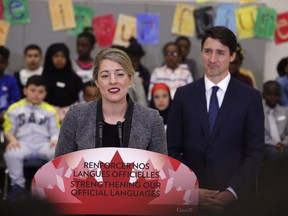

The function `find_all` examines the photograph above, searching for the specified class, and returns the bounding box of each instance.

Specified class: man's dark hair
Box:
[25,75,46,88]
[0,46,10,60]
[201,26,237,55]
[24,44,42,55]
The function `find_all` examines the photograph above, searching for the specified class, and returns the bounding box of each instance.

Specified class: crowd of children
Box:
[0,29,287,211]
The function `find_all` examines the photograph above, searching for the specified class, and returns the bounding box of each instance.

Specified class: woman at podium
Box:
[55,48,167,157]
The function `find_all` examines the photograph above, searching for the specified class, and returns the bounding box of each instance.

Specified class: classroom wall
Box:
[5,0,286,90]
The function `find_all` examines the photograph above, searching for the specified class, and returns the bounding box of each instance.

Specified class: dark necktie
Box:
[209,86,219,135]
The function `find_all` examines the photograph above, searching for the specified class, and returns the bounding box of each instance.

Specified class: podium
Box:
[32,148,198,215]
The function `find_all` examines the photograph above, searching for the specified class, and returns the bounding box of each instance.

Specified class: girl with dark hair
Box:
[42,43,83,121]
[73,29,96,83]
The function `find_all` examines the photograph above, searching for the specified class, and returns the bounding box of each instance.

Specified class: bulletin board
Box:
[6,0,266,88]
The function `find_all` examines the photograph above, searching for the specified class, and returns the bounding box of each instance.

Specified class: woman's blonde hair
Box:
[93,48,135,81]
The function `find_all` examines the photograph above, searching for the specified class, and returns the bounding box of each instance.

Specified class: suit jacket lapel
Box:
[209,78,239,142]
[196,78,210,142]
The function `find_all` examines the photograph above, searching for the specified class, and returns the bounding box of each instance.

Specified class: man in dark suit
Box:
[167,26,264,215]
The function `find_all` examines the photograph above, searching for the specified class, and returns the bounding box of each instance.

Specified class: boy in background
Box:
[262,80,288,160]
[14,44,43,97]
[3,75,60,201]
[83,80,101,102]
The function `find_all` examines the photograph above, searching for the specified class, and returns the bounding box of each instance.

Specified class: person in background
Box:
[126,37,150,97]
[236,43,257,88]
[262,80,288,160]
[276,57,288,106]
[83,80,101,102]
[148,42,193,100]
[149,83,172,129]
[112,45,147,106]
[256,80,288,216]
[3,75,60,201]
[42,43,83,122]
[72,29,96,83]
[14,44,43,97]
[175,36,200,81]
[0,46,21,127]
[229,43,254,88]
[167,26,264,215]
[55,48,167,157]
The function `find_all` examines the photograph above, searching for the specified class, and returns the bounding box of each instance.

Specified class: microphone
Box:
[98,121,104,147]
[117,121,123,147]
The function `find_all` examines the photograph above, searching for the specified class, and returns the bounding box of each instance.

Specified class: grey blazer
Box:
[55,100,167,157]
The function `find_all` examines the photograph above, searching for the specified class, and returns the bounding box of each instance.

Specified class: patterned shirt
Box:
[148,65,193,100]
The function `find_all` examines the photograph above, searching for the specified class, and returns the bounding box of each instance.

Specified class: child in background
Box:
[229,43,254,88]
[73,29,96,83]
[42,43,83,122]
[83,80,101,102]
[175,36,200,81]
[262,80,288,160]
[3,75,60,201]
[149,83,172,129]
[14,44,43,97]
[0,46,21,126]
[126,38,150,97]
[148,42,192,100]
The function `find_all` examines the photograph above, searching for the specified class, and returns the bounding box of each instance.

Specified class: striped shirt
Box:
[148,65,193,100]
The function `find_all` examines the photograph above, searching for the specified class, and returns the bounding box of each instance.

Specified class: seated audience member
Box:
[83,80,101,102]
[149,83,172,129]
[3,75,60,201]
[148,42,193,100]
[262,80,288,160]
[276,57,288,106]
[0,46,21,126]
[229,43,254,88]
[14,44,43,97]
[126,38,150,97]
[42,43,83,122]
[257,80,288,216]
[175,36,200,81]
[72,29,96,83]
[235,43,257,88]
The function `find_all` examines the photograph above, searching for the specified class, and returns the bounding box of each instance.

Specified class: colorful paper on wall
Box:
[196,0,212,3]
[48,0,76,31]
[254,6,277,40]
[67,5,94,36]
[235,6,257,39]
[137,13,159,45]
[239,0,258,4]
[0,0,4,19]
[171,4,195,37]
[92,14,116,47]
[113,14,137,47]
[193,6,214,39]
[275,12,288,44]
[214,4,237,35]
[4,0,30,25]
[0,20,10,45]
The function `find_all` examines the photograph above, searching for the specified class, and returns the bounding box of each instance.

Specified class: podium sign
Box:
[32,148,198,215]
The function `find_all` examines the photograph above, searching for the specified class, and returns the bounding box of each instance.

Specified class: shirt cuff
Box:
[226,187,238,200]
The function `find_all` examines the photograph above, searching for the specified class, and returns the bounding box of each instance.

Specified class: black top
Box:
[102,121,122,147]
